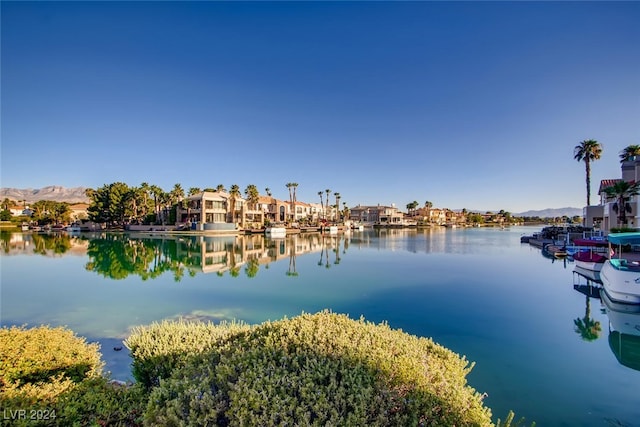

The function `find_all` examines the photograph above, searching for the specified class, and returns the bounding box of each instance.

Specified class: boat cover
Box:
[607,232,640,245]
[573,238,609,247]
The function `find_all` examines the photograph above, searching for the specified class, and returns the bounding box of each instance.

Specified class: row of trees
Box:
[1,199,73,224]
[84,182,347,227]
[574,140,640,226]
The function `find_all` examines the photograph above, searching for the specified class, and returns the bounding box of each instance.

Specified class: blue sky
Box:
[1,1,638,213]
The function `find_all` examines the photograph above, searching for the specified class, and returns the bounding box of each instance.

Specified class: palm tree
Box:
[244,184,260,226]
[292,183,299,222]
[406,201,419,217]
[215,184,226,193]
[342,201,350,222]
[604,180,640,227]
[325,189,331,221]
[149,185,164,224]
[228,184,240,224]
[619,145,640,163]
[139,182,151,221]
[284,183,298,223]
[318,191,324,221]
[188,187,201,196]
[574,139,602,206]
[334,192,341,222]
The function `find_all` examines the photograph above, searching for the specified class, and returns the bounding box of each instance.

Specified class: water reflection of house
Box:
[176,233,328,274]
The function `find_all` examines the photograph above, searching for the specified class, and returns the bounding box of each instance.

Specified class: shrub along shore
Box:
[0,311,531,426]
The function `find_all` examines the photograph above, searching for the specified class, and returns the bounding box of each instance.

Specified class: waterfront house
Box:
[349,204,404,226]
[583,156,640,232]
[176,191,242,232]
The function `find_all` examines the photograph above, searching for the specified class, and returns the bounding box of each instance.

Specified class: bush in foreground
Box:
[124,318,251,389]
[138,311,494,426]
[0,325,103,405]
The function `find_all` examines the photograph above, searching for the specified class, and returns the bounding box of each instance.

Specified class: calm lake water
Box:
[1,226,639,425]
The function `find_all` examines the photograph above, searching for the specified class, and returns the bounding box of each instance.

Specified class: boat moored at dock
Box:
[600,232,640,304]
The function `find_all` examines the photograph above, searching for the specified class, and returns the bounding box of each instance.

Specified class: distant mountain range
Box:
[0,186,90,204]
[514,207,582,218]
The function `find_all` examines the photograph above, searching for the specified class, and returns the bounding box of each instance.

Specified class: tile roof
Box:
[598,179,622,193]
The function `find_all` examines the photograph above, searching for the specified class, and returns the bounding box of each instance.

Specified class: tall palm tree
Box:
[139,182,151,220]
[334,192,341,221]
[291,183,299,222]
[325,189,331,221]
[149,185,164,224]
[216,184,226,193]
[342,201,350,222]
[574,139,602,206]
[604,180,640,227]
[286,183,294,223]
[318,191,324,221]
[244,184,260,226]
[229,184,240,224]
[619,145,640,163]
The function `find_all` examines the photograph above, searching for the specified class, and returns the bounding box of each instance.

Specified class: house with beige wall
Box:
[583,156,640,233]
[349,204,404,226]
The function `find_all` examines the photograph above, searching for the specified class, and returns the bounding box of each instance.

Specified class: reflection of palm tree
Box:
[325,244,331,269]
[286,248,298,277]
[318,239,324,266]
[574,293,602,342]
[245,258,260,278]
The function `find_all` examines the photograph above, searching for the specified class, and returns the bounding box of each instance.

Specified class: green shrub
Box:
[53,377,147,427]
[123,318,251,389]
[142,311,494,426]
[0,325,104,405]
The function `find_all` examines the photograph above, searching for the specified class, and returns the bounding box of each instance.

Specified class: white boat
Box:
[572,250,607,272]
[570,236,609,271]
[265,227,286,238]
[66,224,82,232]
[600,232,640,304]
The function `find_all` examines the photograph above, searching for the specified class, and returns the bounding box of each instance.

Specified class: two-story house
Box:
[584,156,640,232]
[349,204,404,226]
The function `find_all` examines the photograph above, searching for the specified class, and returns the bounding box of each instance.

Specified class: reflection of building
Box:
[0,232,88,257]
[601,289,640,372]
[175,233,330,274]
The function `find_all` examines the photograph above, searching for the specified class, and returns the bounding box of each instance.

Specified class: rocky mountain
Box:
[0,186,90,204]
[515,207,582,218]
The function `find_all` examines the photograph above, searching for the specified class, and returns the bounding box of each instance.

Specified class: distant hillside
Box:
[515,207,582,218]
[0,186,90,204]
